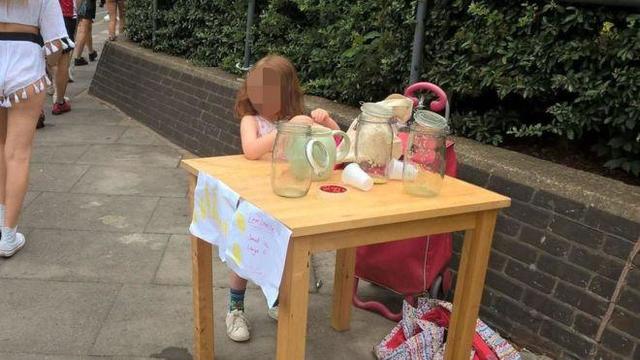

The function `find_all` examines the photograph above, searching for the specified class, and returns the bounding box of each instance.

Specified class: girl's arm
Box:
[311,108,340,130]
[240,116,277,160]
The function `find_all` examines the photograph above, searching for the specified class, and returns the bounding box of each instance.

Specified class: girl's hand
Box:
[290,115,314,125]
[311,108,340,130]
[311,109,330,126]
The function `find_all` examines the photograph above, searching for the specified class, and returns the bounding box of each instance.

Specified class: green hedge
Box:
[127,0,640,176]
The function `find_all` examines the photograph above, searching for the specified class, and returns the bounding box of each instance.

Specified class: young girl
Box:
[229,55,339,342]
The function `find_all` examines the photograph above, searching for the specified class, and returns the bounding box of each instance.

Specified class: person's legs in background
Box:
[52,17,76,115]
[52,51,72,115]
[74,0,97,65]
[107,0,117,40]
[73,18,90,66]
[117,0,125,36]
[87,21,98,62]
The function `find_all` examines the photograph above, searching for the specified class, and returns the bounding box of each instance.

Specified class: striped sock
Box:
[229,288,246,312]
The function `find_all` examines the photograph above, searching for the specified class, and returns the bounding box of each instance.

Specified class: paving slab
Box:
[21,192,159,232]
[28,163,89,192]
[0,229,168,283]
[118,126,170,145]
[145,197,190,234]
[31,144,89,164]
[0,279,121,355]
[77,144,182,168]
[22,191,41,210]
[47,108,126,126]
[90,284,193,358]
[34,124,128,144]
[71,166,187,197]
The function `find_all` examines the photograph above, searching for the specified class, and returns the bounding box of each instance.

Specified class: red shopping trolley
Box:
[352,82,457,321]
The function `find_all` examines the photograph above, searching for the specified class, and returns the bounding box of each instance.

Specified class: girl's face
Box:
[247,66,282,120]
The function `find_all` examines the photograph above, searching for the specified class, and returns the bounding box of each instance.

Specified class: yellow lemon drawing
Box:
[222,222,229,236]
[231,242,242,264]
[235,212,246,233]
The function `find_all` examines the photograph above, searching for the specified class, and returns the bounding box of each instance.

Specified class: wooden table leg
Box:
[277,238,311,360]
[192,236,214,360]
[445,210,498,360]
[331,247,356,331]
[188,174,214,360]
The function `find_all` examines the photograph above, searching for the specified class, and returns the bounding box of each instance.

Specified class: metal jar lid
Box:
[360,102,393,119]
[414,110,448,130]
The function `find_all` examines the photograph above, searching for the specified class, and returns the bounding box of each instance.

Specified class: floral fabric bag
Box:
[375,299,521,360]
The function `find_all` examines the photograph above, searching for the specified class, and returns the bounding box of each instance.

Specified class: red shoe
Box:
[52,100,71,115]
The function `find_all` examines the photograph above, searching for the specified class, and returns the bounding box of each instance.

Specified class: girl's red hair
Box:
[234,55,304,121]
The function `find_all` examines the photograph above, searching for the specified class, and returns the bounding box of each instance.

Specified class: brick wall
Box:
[91,41,640,359]
[451,162,640,359]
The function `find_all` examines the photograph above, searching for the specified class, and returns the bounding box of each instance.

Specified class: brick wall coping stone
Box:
[102,41,639,222]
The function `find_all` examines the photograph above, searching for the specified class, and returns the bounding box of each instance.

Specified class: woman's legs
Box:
[107,1,117,38]
[0,89,43,256]
[87,22,94,54]
[117,1,125,35]
[4,91,44,228]
[0,108,7,215]
[73,19,89,60]
[54,52,71,104]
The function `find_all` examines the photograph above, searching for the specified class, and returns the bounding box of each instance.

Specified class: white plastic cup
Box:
[342,163,374,191]
[389,159,418,181]
[389,159,404,180]
[403,163,418,181]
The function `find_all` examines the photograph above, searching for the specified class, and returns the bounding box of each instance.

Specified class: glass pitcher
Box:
[355,102,394,184]
[272,123,330,198]
[310,126,350,181]
[403,110,448,197]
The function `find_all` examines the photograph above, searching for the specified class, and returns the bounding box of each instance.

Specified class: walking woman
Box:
[0,0,72,256]
[73,0,97,65]
[106,0,124,41]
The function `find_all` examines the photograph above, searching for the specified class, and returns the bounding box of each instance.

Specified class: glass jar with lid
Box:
[354,102,394,184]
[403,110,448,197]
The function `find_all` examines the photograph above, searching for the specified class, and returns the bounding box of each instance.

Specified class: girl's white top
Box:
[255,115,276,137]
[0,0,71,52]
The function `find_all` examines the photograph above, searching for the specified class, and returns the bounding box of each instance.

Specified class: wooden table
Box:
[181,155,510,360]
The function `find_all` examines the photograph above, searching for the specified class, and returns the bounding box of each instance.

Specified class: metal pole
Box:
[242,0,256,70]
[409,0,428,84]
[152,0,158,47]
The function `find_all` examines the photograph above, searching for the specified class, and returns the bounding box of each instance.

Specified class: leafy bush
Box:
[126,0,640,176]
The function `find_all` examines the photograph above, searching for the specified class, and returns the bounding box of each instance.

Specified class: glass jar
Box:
[403,110,448,197]
[355,103,394,184]
[271,123,329,198]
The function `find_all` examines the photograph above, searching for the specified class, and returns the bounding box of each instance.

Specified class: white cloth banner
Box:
[224,200,292,307]
[189,172,240,261]
[189,172,292,307]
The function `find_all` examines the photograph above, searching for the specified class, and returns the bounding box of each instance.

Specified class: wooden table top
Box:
[182,155,510,237]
